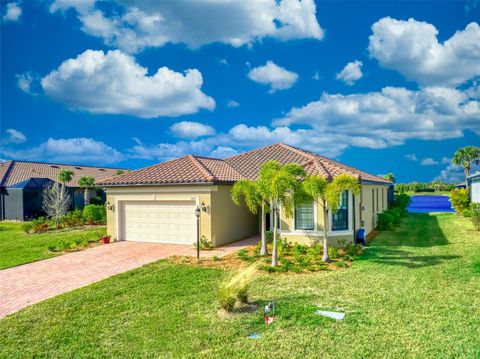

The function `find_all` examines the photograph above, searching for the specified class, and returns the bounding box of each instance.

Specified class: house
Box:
[0,160,126,220]
[468,172,480,203]
[97,143,392,247]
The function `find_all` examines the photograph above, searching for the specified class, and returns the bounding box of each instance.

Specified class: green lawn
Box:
[1,213,479,358]
[0,222,106,269]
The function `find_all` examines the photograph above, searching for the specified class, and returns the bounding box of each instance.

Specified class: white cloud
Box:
[420,157,439,166]
[210,146,238,158]
[226,100,240,108]
[248,61,299,93]
[132,137,142,145]
[49,0,324,53]
[4,129,26,144]
[274,86,480,150]
[312,71,321,81]
[41,49,215,118]
[441,157,451,164]
[2,138,125,164]
[405,154,419,161]
[15,72,39,95]
[435,163,480,183]
[369,17,480,87]
[336,60,363,85]
[170,121,215,139]
[2,2,21,22]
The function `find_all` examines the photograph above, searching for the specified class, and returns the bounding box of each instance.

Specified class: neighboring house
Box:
[98,143,391,247]
[468,173,480,203]
[0,160,126,220]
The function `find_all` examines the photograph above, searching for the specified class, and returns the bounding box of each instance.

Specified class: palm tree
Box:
[58,169,74,187]
[302,174,360,262]
[78,176,96,206]
[452,146,480,190]
[384,173,395,183]
[231,180,269,255]
[257,161,306,267]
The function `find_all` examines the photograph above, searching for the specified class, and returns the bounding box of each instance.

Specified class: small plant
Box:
[469,203,480,231]
[450,189,470,214]
[32,217,49,233]
[237,249,253,261]
[21,222,34,234]
[265,230,274,243]
[212,256,220,262]
[63,210,84,227]
[218,266,257,312]
[377,211,394,230]
[328,247,339,260]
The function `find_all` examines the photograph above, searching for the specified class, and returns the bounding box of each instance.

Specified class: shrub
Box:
[265,230,274,243]
[450,189,470,214]
[237,249,250,261]
[393,193,411,211]
[328,247,339,259]
[32,217,49,233]
[63,210,84,227]
[292,243,308,256]
[470,203,480,231]
[377,211,395,230]
[218,266,257,311]
[21,222,34,234]
[83,204,106,224]
[89,197,104,205]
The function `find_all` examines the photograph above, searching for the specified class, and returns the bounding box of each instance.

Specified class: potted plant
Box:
[101,235,111,244]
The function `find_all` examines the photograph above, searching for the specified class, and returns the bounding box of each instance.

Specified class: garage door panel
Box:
[122,201,196,244]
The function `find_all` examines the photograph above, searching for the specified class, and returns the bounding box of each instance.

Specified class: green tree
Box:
[116,170,125,175]
[231,180,269,256]
[384,173,395,183]
[78,176,96,206]
[58,169,74,187]
[302,174,360,262]
[257,161,306,267]
[452,146,480,189]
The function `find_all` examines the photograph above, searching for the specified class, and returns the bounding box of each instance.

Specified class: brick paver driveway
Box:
[0,235,259,319]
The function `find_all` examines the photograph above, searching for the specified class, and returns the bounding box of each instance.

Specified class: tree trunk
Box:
[84,188,90,206]
[260,202,268,256]
[322,206,331,262]
[465,165,471,191]
[271,204,278,267]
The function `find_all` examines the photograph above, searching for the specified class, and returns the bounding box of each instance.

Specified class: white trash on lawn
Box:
[315,310,345,320]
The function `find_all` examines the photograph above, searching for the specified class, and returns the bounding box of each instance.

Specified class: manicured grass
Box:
[1,213,479,358]
[0,222,106,269]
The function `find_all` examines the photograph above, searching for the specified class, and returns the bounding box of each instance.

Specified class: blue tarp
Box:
[407,195,455,213]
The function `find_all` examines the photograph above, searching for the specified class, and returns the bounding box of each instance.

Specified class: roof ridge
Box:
[316,155,386,182]
[278,143,316,160]
[224,143,282,160]
[188,155,216,182]
[1,159,127,170]
[313,159,333,181]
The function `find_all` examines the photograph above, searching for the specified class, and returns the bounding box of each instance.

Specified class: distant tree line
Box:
[395,181,455,193]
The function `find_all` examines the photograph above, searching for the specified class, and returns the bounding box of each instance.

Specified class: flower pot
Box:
[102,236,111,244]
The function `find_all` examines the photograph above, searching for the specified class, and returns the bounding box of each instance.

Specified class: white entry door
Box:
[121,201,196,244]
[472,182,480,203]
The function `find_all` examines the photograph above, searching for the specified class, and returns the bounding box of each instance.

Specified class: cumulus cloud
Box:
[49,0,324,53]
[248,61,299,93]
[15,72,39,95]
[41,49,215,118]
[2,2,21,22]
[2,138,125,164]
[369,17,480,87]
[226,100,240,108]
[3,129,26,144]
[170,121,215,139]
[435,163,480,183]
[405,154,419,161]
[210,146,238,158]
[421,157,439,166]
[336,60,363,85]
[274,86,480,150]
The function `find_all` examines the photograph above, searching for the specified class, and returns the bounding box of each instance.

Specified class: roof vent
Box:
[74,167,82,170]
[99,169,106,171]
[50,165,60,169]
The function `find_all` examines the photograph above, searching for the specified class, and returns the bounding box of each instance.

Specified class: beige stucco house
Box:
[97,143,392,248]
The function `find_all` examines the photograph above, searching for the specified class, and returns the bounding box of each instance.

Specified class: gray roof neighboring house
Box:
[0,160,127,188]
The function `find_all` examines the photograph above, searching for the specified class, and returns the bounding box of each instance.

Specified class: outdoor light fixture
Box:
[201,201,207,212]
[107,202,115,211]
[195,206,201,260]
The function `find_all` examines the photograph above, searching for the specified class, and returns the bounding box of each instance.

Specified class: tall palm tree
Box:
[257,161,306,267]
[78,176,96,206]
[302,174,360,262]
[58,169,74,187]
[452,146,480,189]
[231,180,269,255]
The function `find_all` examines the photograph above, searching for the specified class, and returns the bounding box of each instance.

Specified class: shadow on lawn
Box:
[360,213,460,268]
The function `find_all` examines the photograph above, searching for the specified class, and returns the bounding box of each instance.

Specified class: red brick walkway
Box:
[0,235,259,319]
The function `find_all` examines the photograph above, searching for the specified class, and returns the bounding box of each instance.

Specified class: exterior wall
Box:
[210,185,258,246]
[104,185,213,243]
[275,183,389,247]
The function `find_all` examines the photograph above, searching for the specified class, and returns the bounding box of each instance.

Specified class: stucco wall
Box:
[360,184,388,235]
[105,185,213,243]
[210,185,258,246]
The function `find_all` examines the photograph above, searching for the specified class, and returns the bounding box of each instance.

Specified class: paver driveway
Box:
[0,236,259,318]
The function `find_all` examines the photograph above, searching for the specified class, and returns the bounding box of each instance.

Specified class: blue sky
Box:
[1,0,479,183]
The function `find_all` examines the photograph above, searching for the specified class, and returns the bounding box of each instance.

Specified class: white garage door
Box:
[472,182,480,203]
[122,201,197,244]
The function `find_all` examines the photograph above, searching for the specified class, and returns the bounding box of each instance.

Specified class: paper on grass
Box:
[315,310,345,320]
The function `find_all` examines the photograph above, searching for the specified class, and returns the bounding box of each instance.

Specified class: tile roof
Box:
[0,160,126,188]
[99,143,391,186]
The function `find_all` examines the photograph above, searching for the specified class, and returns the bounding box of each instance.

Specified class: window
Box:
[332,191,349,231]
[295,203,314,230]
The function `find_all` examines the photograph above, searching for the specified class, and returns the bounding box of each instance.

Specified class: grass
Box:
[0,222,106,269]
[1,213,479,358]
